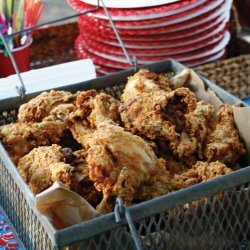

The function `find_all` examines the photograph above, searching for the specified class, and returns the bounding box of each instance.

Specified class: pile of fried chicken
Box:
[0,69,246,214]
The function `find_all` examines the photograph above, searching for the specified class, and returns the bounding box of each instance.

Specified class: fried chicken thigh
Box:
[18,145,76,194]
[121,68,190,101]
[18,90,75,123]
[204,104,246,167]
[120,88,197,141]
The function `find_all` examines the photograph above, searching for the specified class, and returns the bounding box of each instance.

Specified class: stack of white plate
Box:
[68,0,233,75]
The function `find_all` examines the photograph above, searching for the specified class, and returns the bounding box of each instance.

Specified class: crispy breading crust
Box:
[18,90,75,123]
[204,104,246,167]
[17,145,75,194]
[171,161,232,191]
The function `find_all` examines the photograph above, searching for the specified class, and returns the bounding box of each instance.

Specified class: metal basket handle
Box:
[115,197,145,250]
[100,0,137,72]
[0,32,26,99]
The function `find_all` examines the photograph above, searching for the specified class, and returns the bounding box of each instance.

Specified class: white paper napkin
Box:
[0,59,96,100]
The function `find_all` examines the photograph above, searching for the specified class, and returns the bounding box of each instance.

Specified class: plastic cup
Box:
[0,38,32,78]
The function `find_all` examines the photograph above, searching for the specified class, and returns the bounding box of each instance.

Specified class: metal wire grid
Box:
[62,177,250,249]
[0,156,54,249]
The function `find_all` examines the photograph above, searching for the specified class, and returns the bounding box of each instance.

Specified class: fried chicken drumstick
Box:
[69,90,171,213]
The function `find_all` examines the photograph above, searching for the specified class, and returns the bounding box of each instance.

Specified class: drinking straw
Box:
[5,0,13,21]
[16,0,24,31]
[0,0,45,47]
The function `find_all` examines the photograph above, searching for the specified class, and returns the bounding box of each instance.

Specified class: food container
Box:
[0,60,249,249]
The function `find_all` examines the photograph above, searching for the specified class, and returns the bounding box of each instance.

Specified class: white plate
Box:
[81,0,181,8]
[89,0,205,21]
[82,32,230,64]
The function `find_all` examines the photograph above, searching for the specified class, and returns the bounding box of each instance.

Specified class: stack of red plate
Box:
[68,0,233,75]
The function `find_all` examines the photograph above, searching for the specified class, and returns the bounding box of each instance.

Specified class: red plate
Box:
[75,32,230,64]
[82,21,229,49]
[85,0,224,29]
[77,30,227,57]
[79,49,226,75]
[68,0,201,20]
[82,13,227,42]
[78,3,229,36]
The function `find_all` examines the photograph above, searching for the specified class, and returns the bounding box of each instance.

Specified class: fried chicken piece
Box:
[0,122,65,163]
[171,161,232,191]
[194,161,232,181]
[169,102,214,166]
[0,104,76,163]
[204,104,246,167]
[70,149,102,207]
[70,90,121,147]
[18,90,75,123]
[76,122,169,213]
[134,158,171,201]
[171,168,199,191]
[120,88,197,141]
[75,90,121,126]
[155,140,188,174]
[121,69,191,102]
[17,145,76,194]
[121,69,173,101]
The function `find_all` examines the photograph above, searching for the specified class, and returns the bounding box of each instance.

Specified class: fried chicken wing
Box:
[171,161,232,191]
[120,88,197,141]
[17,145,76,194]
[204,104,246,167]
[18,90,75,123]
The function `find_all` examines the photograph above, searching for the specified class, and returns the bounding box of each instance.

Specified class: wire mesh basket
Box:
[0,60,249,249]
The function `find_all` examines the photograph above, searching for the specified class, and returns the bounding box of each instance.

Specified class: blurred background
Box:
[40,0,75,23]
